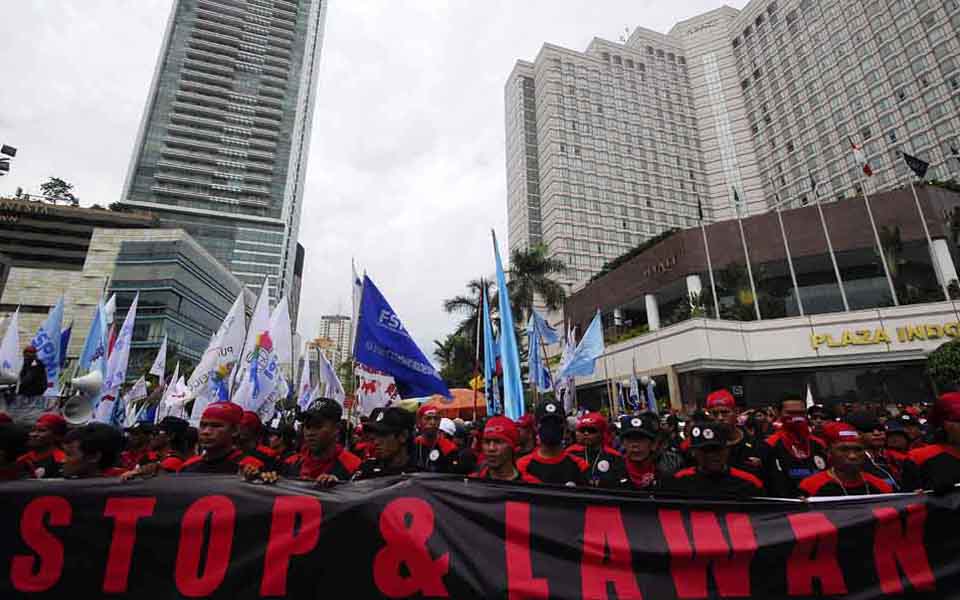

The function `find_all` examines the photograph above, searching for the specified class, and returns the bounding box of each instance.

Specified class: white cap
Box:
[439,417,456,437]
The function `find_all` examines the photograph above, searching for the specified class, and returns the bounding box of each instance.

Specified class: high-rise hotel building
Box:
[122,0,327,315]
[507,1,960,289]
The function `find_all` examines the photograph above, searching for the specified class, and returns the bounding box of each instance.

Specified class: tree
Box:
[928,339,960,393]
[432,334,473,388]
[39,177,78,204]
[442,279,496,347]
[507,244,567,324]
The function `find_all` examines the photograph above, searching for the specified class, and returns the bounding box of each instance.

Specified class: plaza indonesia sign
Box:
[810,321,960,350]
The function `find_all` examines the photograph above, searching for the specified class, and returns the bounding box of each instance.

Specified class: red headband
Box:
[933,392,960,427]
[483,416,519,449]
[36,413,67,435]
[202,402,244,426]
[706,389,736,410]
[576,412,607,431]
[240,411,262,431]
[822,422,860,446]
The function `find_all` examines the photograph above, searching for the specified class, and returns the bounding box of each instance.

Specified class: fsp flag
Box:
[354,275,450,399]
[29,296,64,397]
[78,302,107,376]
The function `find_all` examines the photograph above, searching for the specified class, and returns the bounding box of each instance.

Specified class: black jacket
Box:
[18,359,47,397]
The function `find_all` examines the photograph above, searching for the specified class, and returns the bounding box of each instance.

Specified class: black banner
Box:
[0,474,958,599]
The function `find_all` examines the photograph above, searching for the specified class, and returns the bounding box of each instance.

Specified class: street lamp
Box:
[0,145,16,176]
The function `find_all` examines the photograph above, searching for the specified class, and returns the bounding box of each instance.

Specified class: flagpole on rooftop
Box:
[902,152,951,302]
[809,172,850,311]
[696,197,721,319]
[733,186,762,321]
[770,177,804,316]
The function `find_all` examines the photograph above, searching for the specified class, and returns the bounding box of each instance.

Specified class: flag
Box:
[317,349,345,406]
[809,172,819,196]
[951,145,960,164]
[529,310,560,345]
[354,274,451,399]
[355,363,399,416]
[0,309,21,378]
[526,312,554,393]
[78,302,107,375]
[628,357,641,411]
[187,291,245,414]
[58,323,72,369]
[231,279,273,410]
[805,384,814,410]
[104,294,117,325]
[121,376,149,426]
[150,334,167,380]
[645,378,658,415]
[732,185,744,217]
[697,197,705,222]
[492,231,524,419]
[296,345,313,411]
[851,140,873,176]
[481,289,497,415]
[238,330,280,413]
[555,326,577,413]
[349,259,363,356]
[101,293,138,401]
[159,362,182,423]
[902,152,930,179]
[30,296,64,398]
[268,296,293,370]
[557,310,605,379]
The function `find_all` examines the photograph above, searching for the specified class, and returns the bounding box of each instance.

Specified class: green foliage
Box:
[442,279,496,348]
[927,338,960,392]
[432,334,474,388]
[507,244,567,323]
[588,229,679,284]
[39,177,77,203]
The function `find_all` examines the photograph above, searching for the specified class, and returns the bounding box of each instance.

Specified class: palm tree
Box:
[506,244,567,323]
[442,279,496,346]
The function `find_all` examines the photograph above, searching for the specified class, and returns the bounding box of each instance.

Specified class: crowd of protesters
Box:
[2,347,960,498]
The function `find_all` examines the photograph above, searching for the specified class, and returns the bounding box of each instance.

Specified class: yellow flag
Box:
[469,375,484,391]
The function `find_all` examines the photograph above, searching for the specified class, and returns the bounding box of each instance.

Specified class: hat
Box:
[438,417,456,437]
[535,399,564,423]
[846,410,881,433]
[822,422,861,446]
[705,389,736,410]
[932,392,960,427]
[808,403,830,418]
[36,413,67,435]
[515,414,536,431]
[23,346,37,354]
[299,398,343,424]
[483,416,519,449]
[688,422,727,449]
[885,419,908,435]
[618,413,659,440]
[240,411,263,431]
[125,421,155,434]
[157,416,189,436]
[201,402,244,426]
[576,412,607,431]
[417,404,440,420]
[366,406,415,435]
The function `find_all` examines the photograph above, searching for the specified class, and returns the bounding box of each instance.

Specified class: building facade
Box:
[120,0,327,309]
[506,0,960,289]
[316,314,350,368]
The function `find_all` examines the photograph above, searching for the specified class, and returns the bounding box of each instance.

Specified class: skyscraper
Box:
[121,0,327,310]
[507,1,960,289]
[315,314,351,368]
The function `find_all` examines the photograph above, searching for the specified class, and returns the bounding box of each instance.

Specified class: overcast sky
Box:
[0,0,748,358]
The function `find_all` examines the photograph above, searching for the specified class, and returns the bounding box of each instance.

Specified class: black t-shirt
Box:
[799,471,893,496]
[516,448,588,486]
[761,431,828,498]
[566,444,627,488]
[901,444,960,492]
[413,436,459,473]
[727,429,764,475]
[178,449,263,474]
[352,455,421,481]
[662,467,765,498]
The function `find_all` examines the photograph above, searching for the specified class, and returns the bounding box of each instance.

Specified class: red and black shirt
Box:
[620,458,659,491]
[282,445,362,481]
[516,448,588,486]
[120,449,158,470]
[761,431,828,498]
[566,444,627,488]
[900,444,960,492]
[177,449,263,474]
[727,429,764,474]
[799,470,894,497]
[413,435,459,473]
[664,467,765,497]
[16,448,66,479]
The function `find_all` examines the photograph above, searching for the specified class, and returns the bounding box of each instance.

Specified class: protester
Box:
[16,413,67,479]
[901,392,960,492]
[470,416,521,481]
[352,422,374,459]
[705,389,762,474]
[281,398,361,487]
[17,346,47,397]
[663,422,765,497]
[808,403,831,437]
[846,410,899,490]
[438,417,456,442]
[565,412,626,488]
[413,405,458,473]
[62,423,125,478]
[798,422,893,496]
[761,393,828,497]
[266,425,298,462]
[237,411,280,468]
[617,412,665,491]
[514,414,536,457]
[0,424,27,481]
[352,407,419,480]
[179,403,264,474]
[899,413,925,449]
[120,422,156,470]
[516,400,587,486]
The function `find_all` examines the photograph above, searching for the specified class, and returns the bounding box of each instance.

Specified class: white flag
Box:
[232,279,274,411]
[102,293,138,398]
[354,363,396,416]
[149,334,167,380]
[104,294,117,325]
[157,362,180,423]
[349,260,363,357]
[317,350,345,407]
[0,309,21,379]
[268,296,292,371]
[297,346,313,411]
[187,292,246,423]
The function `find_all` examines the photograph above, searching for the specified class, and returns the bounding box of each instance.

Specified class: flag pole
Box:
[856,171,900,306]
[472,279,483,421]
[697,197,721,319]
[733,186,762,320]
[770,177,804,316]
[903,154,951,302]
[810,173,850,311]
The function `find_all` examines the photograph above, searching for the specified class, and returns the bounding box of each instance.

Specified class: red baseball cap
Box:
[576,412,607,431]
[705,389,736,410]
[483,416,519,449]
[515,414,535,431]
[417,404,440,419]
[932,392,960,427]
[240,410,262,431]
[36,413,67,435]
[201,402,244,426]
[821,421,860,446]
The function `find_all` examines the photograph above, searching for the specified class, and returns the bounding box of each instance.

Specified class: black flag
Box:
[903,152,929,179]
[951,145,960,164]
[697,196,704,222]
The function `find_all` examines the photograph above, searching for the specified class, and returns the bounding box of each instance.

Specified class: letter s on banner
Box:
[11,496,72,592]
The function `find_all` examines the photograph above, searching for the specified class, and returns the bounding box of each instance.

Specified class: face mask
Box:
[538,419,564,446]
[783,416,810,439]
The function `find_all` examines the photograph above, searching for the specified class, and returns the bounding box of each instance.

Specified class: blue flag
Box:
[557,310,605,379]
[527,310,557,393]
[354,275,451,399]
[529,310,559,345]
[79,303,107,374]
[482,289,497,416]
[59,324,72,369]
[493,231,525,419]
[30,296,64,397]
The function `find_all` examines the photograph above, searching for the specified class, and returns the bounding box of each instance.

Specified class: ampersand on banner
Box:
[373,497,449,598]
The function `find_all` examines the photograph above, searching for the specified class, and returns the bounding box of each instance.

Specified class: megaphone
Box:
[71,371,103,395]
[62,393,94,426]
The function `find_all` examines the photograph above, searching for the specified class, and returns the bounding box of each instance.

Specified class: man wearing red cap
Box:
[413,405,458,473]
[16,414,67,479]
[705,389,762,474]
[178,403,265,474]
[566,412,626,488]
[901,392,960,492]
[761,392,828,497]
[798,422,893,496]
[514,414,536,457]
[237,411,280,469]
[470,416,522,481]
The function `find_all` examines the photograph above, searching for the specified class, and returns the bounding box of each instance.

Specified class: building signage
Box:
[810,322,960,349]
[641,246,684,280]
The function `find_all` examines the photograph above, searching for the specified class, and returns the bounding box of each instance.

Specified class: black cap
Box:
[808,404,829,418]
[618,413,659,439]
[157,416,189,435]
[885,419,908,434]
[299,398,343,424]
[366,406,415,435]
[125,421,155,434]
[689,422,727,448]
[846,410,881,433]
[535,399,564,423]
